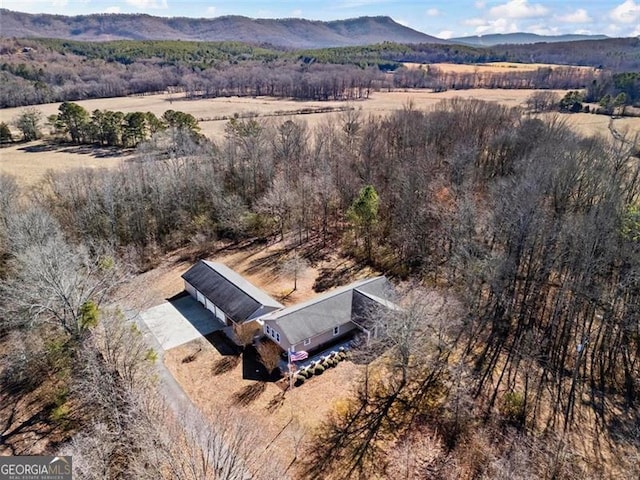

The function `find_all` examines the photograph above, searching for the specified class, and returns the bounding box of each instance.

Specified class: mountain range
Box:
[0,9,617,49]
[451,33,609,46]
[0,10,443,47]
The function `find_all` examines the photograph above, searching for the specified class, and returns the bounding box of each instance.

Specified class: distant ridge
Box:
[451,32,610,46]
[0,9,445,48]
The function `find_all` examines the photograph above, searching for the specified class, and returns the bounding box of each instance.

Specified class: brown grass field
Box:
[2,88,639,187]
[404,61,598,73]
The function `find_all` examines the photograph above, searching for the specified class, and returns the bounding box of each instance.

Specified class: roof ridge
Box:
[261,276,385,320]
[201,260,282,308]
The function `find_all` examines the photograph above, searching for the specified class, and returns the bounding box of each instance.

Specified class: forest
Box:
[1,97,639,477]
[1,37,639,108]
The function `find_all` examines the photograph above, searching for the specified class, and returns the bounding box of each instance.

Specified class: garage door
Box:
[196,290,205,305]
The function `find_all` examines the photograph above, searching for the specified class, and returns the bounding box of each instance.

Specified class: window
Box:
[333,326,340,336]
[275,332,280,343]
[265,325,271,335]
[304,338,311,346]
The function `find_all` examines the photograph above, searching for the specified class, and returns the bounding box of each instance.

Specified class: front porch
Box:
[280,334,356,374]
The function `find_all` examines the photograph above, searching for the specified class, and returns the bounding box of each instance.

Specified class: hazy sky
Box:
[3,1,639,38]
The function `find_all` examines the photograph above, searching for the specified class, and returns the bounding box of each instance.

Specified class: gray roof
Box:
[260,277,395,344]
[182,260,283,322]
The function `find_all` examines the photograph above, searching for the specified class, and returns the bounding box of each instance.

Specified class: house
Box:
[259,276,398,355]
[181,260,283,326]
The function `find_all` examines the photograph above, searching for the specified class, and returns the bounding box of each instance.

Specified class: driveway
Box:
[140,294,225,350]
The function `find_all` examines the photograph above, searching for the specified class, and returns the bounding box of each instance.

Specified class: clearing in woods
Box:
[118,238,378,474]
[1,87,638,186]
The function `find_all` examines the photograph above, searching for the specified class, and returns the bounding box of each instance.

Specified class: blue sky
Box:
[3,1,639,38]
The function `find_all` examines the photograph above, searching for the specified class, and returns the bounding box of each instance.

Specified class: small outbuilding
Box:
[181,260,283,326]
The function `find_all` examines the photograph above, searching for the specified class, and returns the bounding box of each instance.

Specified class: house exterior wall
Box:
[185,280,196,297]
[291,322,358,352]
[263,320,358,353]
[263,321,288,349]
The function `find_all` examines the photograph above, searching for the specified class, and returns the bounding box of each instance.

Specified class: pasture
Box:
[404,61,598,73]
[2,87,638,186]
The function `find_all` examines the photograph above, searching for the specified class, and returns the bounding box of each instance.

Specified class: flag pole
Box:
[288,347,293,390]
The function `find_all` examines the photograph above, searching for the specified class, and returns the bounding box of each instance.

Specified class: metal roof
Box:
[182,260,283,322]
[260,277,395,344]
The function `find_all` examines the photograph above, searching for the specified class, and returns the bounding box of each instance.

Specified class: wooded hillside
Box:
[0,10,444,47]
[4,36,639,109]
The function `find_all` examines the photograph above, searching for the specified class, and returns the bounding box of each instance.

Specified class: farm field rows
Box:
[2,88,638,186]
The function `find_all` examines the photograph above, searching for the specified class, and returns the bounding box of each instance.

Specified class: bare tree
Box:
[280,250,308,292]
[0,212,123,337]
[256,338,282,374]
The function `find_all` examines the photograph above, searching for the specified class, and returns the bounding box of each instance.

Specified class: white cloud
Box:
[104,6,121,13]
[125,0,168,9]
[205,6,217,16]
[463,18,484,26]
[557,8,591,24]
[1,0,67,10]
[607,23,621,32]
[474,0,486,8]
[291,9,303,17]
[466,17,520,34]
[437,30,454,39]
[489,0,548,19]
[426,8,440,17]
[610,0,640,23]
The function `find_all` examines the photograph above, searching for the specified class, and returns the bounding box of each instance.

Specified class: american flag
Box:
[290,350,309,362]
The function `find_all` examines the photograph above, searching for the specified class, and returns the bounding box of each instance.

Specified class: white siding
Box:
[196,290,205,305]
[184,281,196,297]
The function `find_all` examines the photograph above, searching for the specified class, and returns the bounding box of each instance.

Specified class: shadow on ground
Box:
[204,331,240,356]
[18,141,133,159]
[242,345,282,382]
[314,261,365,292]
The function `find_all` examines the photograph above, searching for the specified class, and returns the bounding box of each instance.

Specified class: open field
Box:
[2,89,639,186]
[403,61,599,73]
[0,141,130,187]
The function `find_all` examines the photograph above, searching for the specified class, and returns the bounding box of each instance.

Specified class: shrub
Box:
[304,368,314,378]
[294,375,306,387]
[314,364,325,375]
[298,369,310,379]
[338,352,347,360]
[500,391,525,425]
[51,403,71,426]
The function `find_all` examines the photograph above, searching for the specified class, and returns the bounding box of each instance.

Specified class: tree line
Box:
[7,102,201,147]
[1,36,633,108]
